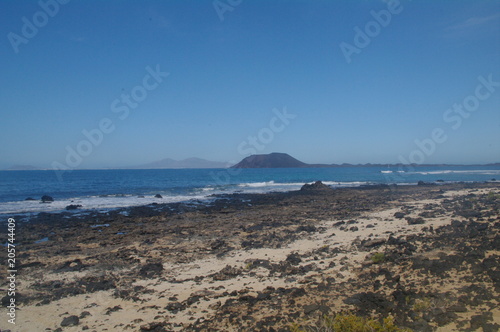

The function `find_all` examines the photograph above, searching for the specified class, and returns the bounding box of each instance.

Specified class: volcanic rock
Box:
[41,195,54,203]
[61,315,79,327]
[300,181,333,192]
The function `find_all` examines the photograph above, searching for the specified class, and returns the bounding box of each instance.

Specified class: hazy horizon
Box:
[1,0,499,169]
[4,152,500,171]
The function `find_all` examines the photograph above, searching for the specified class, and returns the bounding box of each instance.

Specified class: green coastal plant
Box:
[487,191,498,201]
[371,252,386,264]
[412,298,432,313]
[291,313,411,332]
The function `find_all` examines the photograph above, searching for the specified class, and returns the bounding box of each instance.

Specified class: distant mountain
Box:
[231,153,308,168]
[5,165,40,170]
[231,153,500,168]
[133,157,229,169]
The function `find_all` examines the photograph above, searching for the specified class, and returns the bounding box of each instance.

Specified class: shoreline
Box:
[1,182,499,331]
[3,180,499,220]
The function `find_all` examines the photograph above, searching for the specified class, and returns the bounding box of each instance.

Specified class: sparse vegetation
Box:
[371,252,386,264]
[412,297,432,313]
[291,313,412,332]
[487,191,498,201]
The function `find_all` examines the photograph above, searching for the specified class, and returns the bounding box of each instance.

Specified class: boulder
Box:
[139,263,164,278]
[61,315,79,327]
[363,238,386,248]
[303,304,329,315]
[165,301,185,313]
[41,195,54,203]
[212,265,242,281]
[394,212,406,219]
[406,217,425,225]
[286,253,302,265]
[154,194,163,198]
[66,204,83,210]
[25,197,36,201]
[140,322,169,331]
[300,181,333,192]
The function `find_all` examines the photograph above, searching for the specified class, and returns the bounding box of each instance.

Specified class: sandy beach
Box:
[1,182,499,331]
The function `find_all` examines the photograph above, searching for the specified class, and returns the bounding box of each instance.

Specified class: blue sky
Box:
[0,0,499,169]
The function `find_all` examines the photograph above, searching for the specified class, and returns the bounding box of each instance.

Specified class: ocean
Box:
[1,166,499,216]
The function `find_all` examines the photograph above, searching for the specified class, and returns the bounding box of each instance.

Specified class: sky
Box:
[0,0,499,169]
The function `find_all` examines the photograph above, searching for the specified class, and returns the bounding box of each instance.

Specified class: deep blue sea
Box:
[0,166,499,216]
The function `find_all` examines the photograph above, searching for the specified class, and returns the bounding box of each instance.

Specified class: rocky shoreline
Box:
[1,182,499,331]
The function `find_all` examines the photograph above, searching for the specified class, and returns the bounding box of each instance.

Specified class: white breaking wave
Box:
[237,181,316,188]
[408,170,500,176]
[381,170,406,174]
[0,194,208,215]
[238,181,277,187]
[237,181,371,191]
[321,181,371,187]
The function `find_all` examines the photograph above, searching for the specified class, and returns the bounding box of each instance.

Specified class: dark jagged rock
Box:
[470,312,496,331]
[343,292,394,315]
[41,195,54,203]
[286,253,302,265]
[303,304,329,315]
[103,305,121,315]
[140,322,170,331]
[210,239,226,250]
[154,194,162,198]
[300,181,333,192]
[212,265,242,281]
[406,217,425,225]
[79,311,91,319]
[139,262,164,278]
[1,295,10,306]
[394,212,406,219]
[165,302,185,313]
[362,238,386,248]
[25,197,36,201]
[296,225,317,233]
[61,315,79,327]
[66,204,83,210]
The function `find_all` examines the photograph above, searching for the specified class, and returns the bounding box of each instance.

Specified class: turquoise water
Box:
[0,166,499,215]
